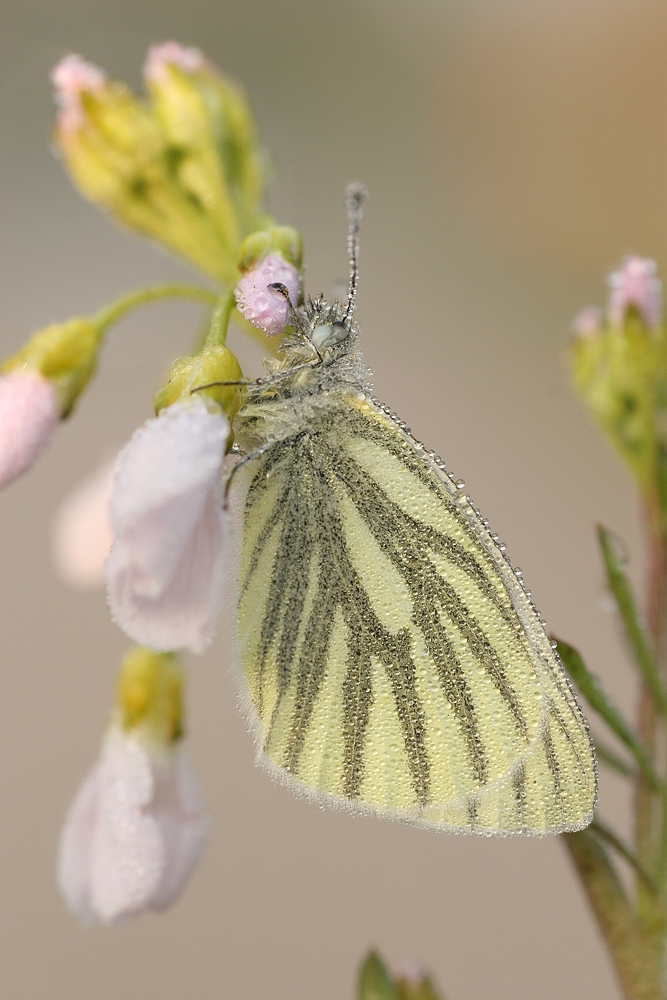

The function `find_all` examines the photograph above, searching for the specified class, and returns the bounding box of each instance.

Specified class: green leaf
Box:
[358,953,398,1000]
[593,738,636,779]
[555,639,661,790]
[598,525,667,713]
[590,818,659,895]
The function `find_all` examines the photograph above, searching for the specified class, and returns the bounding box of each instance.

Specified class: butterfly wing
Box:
[233,393,596,834]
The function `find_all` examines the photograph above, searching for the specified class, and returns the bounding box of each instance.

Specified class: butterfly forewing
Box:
[234,392,596,834]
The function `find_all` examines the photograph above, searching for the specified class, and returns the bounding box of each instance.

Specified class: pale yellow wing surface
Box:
[234,393,596,834]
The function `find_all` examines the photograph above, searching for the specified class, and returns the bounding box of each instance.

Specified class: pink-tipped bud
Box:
[51,54,106,134]
[234,253,301,336]
[607,255,662,327]
[143,42,206,84]
[0,371,59,490]
[572,306,603,338]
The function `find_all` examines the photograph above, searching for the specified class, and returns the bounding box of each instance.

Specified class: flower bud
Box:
[607,255,662,328]
[2,317,99,417]
[52,48,267,284]
[235,252,302,336]
[58,650,208,925]
[0,371,59,490]
[237,225,303,273]
[153,343,243,420]
[570,258,667,500]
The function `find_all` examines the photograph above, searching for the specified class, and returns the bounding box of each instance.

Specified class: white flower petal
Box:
[89,730,164,924]
[147,749,208,910]
[57,728,208,925]
[107,400,230,653]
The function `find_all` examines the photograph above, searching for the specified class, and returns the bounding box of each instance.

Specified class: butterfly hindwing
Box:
[234,393,596,834]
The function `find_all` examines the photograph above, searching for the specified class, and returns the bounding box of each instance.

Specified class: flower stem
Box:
[91,284,218,336]
[204,290,237,348]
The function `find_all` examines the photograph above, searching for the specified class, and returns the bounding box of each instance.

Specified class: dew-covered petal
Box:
[0,371,59,490]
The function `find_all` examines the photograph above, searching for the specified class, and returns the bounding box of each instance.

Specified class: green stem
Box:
[91,283,218,336]
[205,289,236,348]
[565,830,665,1000]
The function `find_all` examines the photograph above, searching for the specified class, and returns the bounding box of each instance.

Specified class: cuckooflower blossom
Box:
[0,370,59,490]
[51,53,106,134]
[235,252,301,336]
[143,42,206,83]
[571,306,603,338]
[58,725,207,924]
[106,398,230,653]
[607,255,663,327]
[53,458,115,587]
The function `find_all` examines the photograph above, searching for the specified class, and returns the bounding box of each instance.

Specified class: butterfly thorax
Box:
[232,296,369,453]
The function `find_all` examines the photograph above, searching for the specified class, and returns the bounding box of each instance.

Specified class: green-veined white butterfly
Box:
[227,184,596,836]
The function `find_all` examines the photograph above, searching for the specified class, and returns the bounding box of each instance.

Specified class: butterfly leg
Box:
[223,440,277,506]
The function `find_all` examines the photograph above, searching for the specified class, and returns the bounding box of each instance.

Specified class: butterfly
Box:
[227,183,597,835]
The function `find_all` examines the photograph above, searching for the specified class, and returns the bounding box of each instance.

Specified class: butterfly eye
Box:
[311,323,349,351]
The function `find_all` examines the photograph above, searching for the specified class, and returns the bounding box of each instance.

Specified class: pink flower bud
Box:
[235,253,301,336]
[106,398,230,654]
[607,255,662,327]
[57,726,208,925]
[572,306,603,338]
[52,458,115,588]
[143,42,206,84]
[0,371,59,490]
[51,54,106,134]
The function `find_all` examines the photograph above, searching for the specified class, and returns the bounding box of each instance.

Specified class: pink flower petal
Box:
[52,458,115,588]
[144,42,206,84]
[607,255,662,327]
[235,253,301,336]
[0,371,59,490]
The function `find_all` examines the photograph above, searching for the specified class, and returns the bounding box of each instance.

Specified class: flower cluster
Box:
[571,255,667,521]
[0,42,307,926]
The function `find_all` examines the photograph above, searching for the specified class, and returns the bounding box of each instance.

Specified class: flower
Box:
[106,397,230,653]
[571,306,603,338]
[57,724,208,924]
[143,42,206,84]
[0,371,59,490]
[51,53,107,134]
[607,255,663,327]
[52,458,115,587]
[235,252,301,335]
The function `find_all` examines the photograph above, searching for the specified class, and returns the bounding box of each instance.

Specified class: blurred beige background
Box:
[1,1,666,998]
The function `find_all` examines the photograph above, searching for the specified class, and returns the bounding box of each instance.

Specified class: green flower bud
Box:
[238,225,303,273]
[1,317,99,416]
[570,312,667,499]
[153,343,243,420]
[52,49,268,285]
[116,647,184,745]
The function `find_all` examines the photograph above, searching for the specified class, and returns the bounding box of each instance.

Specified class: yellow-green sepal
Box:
[116,647,184,745]
[153,343,243,420]
[1,317,99,417]
[237,225,303,273]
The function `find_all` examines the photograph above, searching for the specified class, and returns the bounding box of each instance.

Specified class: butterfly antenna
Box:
[343,181,368,324]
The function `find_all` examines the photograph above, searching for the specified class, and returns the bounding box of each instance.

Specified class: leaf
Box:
[590,818,659,895]
[555,639,661,790]
[597,525,667,713]
[358,953,398,1000]
[593,738,636,779]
